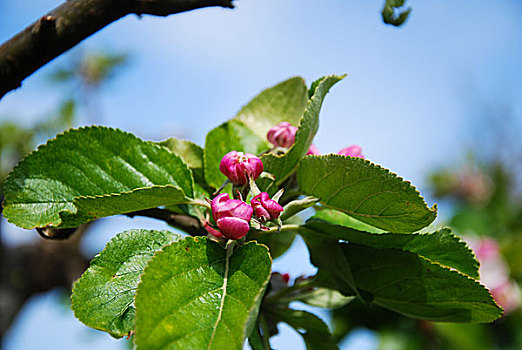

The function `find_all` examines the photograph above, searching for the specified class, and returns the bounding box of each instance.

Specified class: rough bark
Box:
[0,0,234,99]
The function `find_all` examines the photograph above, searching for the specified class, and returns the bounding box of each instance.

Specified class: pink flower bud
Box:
[306,144,320,156]
[338,145,364,159]
[251,192,284,222]
[208,193,253,240]
[267,122,298,148]
[219,151,263,186]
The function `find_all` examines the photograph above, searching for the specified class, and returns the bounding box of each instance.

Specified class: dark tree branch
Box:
[0,0,234,100]
[125,208,207,236]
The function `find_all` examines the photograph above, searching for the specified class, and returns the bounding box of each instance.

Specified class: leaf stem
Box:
[125,208,206,236]
[256,224,301,235]
[264,280,315,305]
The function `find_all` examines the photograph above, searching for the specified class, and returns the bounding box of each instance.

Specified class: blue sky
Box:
[1,0,522,349]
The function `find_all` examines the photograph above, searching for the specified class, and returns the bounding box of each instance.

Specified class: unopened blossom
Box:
[219,151,263,186]
[267,122,298,148]
[306,144,320,156]
[251,192,284,222]
[206,193,253,240]
[338,145,364,159]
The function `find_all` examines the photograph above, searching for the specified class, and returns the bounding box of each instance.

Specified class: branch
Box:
[125,208,207,236]
[0,0,234,100]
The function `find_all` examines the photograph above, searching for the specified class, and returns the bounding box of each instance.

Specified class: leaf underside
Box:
[307,211,479,278]
[302,229,502,323]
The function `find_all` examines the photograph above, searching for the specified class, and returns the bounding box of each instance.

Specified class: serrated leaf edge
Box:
[300,154,437,220]
[71,229,180,337]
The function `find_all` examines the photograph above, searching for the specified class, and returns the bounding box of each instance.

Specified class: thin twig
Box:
[125,207,206,236]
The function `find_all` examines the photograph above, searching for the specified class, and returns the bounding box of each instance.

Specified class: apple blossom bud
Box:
[208,193,253,240]
[251,192,284,222]
[267,122,298,148]
[307,144,320,156]
[219,151,263,186]
[338,145,364,159]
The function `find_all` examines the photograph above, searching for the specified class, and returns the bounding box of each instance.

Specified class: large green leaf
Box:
[204,77,308,190]
[72,229,181,337]
[157,138,205,185]
[307,211,478,278]
[260,75,344,193]
[266,309,338,350]
[235,77,308,140]
[2,126,194,229]
[303,236,502,323]
[134,237,272,350]
[297,155,437,233]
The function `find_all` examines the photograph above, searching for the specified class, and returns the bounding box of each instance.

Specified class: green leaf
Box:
[235,77,308,140]
[254,230,296,260]
[306,211,478,278]
[267,309,338,350]
[134,237,272,350]
[297,155,437,233]
[293,288,355,309]
[260,75,345,193]
[71,229,181,337]
[71,185,190,222]
[3,126,194,229]
[305,240,502,323]
[312,207,385,233]
[157,138,205,185]
[204,77,308,190]
[382,0,411,27]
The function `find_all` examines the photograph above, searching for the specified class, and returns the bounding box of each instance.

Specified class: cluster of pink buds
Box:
[206,151,284,240]
[466,236,520,314]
